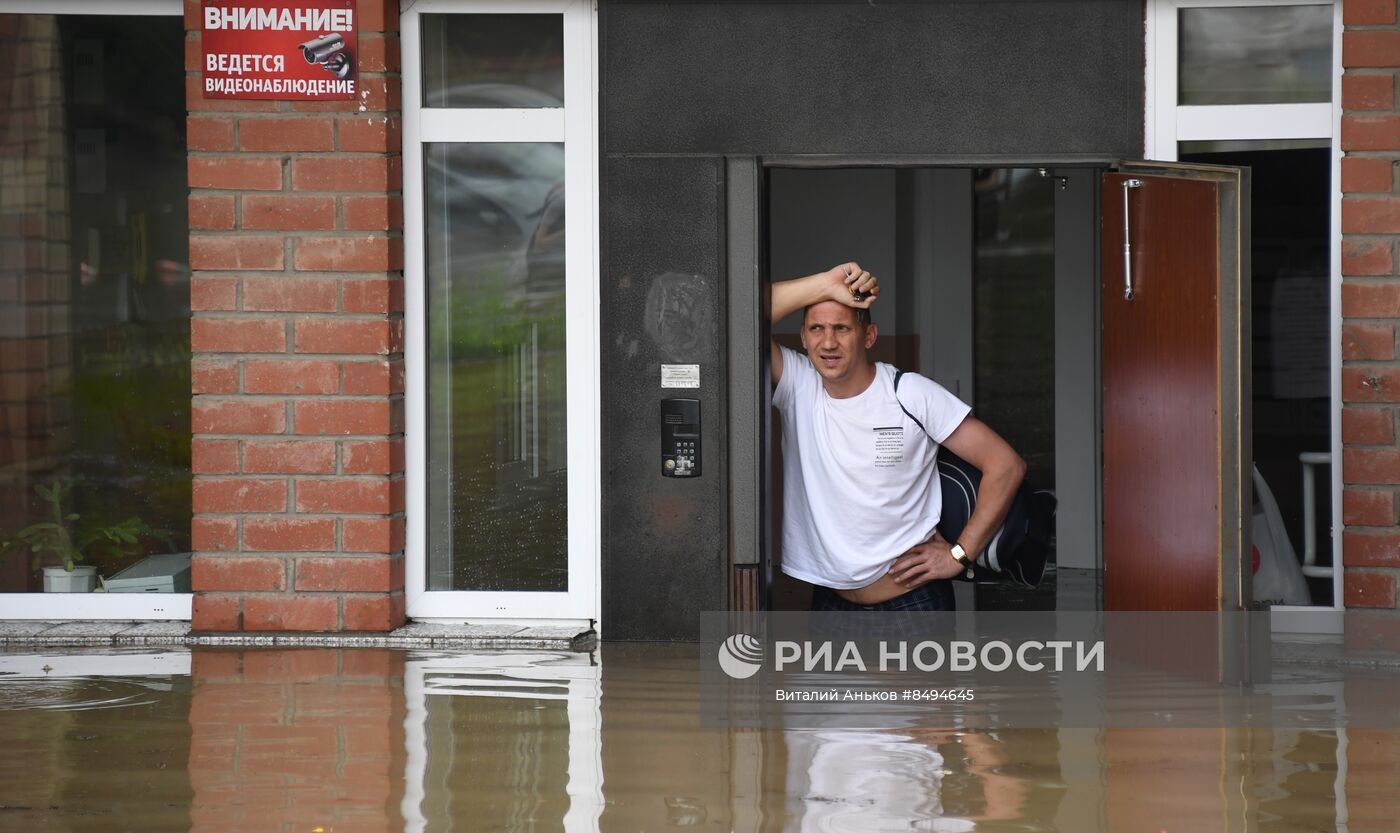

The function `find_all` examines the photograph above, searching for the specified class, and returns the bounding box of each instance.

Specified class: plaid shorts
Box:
[808,581,955,643]
[810,580,956,612]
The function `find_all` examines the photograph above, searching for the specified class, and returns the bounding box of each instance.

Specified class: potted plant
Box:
[0,482,171,593]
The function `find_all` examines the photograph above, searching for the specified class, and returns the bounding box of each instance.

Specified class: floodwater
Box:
[0,644,1395,832]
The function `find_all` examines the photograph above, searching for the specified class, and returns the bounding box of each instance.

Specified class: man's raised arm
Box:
[769,262,878,384]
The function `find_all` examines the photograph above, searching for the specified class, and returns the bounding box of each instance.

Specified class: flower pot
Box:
[42,565,98,593]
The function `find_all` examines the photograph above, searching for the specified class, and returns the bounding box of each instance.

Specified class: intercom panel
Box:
[661,398,700,477]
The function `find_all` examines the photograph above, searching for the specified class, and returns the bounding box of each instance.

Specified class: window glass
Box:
[973,169,1056,490]
[422,14,564,108]
[424,142,567,592]
[1178,5,1332,105]
[0,14,190,593]
[1179,138,1329,154]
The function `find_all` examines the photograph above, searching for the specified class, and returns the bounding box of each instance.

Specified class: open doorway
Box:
[764,166,1097,613]
[758,161,1301,615]
[1179,142,1335,609]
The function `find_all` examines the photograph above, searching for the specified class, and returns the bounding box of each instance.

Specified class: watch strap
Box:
[950,543,974,579]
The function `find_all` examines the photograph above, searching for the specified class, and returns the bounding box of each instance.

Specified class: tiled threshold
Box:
[2,622,1393,668]
[1269,633,1400,669]
[0,621,596,652]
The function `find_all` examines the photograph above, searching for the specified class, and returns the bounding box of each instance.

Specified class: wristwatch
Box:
[950,543,974,579]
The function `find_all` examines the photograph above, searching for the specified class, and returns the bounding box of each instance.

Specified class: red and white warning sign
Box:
[202,0,358,100]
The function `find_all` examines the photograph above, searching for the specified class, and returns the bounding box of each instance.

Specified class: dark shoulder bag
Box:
[893,370,1055,588]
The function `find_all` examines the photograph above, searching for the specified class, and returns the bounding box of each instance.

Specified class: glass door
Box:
[403,0,598,621]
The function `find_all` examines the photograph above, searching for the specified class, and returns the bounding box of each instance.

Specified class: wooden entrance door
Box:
[1100,163,1249,612]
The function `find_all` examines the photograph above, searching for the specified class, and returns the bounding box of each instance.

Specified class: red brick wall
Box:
[1341,0,1400,618]
[185,0,406,632]
[188,648,407,830]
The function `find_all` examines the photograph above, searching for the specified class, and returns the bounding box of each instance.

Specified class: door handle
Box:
[1121,178,1143,301]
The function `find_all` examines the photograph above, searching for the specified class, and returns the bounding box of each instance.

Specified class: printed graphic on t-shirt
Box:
[873,426,904,467]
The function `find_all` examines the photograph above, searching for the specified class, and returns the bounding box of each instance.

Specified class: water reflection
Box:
[0,645,1394,831]
[405,652,600,832]
[0,650,194,832]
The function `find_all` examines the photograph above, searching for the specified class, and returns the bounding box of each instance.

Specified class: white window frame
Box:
[1146,0,1336,158]
[0,1,178,12]
[402,0,601,625]
[1,0,190,620]
[1146,0,1344,628]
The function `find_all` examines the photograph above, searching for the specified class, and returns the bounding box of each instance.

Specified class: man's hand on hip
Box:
[887,534,967,588]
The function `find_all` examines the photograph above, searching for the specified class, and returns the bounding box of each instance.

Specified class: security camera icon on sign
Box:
[299,34,351,79]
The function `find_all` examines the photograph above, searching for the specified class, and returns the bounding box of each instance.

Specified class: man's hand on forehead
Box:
[826,262,879,307]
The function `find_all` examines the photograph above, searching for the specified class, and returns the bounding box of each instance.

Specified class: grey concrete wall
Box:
[599,0,1144,640]
[600,156,728,641]
[602,0,1145,158]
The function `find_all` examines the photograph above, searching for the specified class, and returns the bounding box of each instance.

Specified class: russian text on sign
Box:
[206,53,286,74]
[204,6,354,32]
[204,77,354,96]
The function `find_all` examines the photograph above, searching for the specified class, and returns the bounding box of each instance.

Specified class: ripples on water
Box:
[0,645,1392,832]
[0,676,176,712]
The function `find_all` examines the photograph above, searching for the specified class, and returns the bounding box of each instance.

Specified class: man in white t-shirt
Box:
[772,262,1026,611]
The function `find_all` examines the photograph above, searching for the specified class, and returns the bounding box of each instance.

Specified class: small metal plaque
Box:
[661,364,700,389]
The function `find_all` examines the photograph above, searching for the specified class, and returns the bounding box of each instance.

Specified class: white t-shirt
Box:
[773,345,970,589]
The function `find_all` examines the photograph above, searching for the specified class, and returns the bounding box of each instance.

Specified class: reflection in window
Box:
[1179,5,1332,105]
[973,168,1055,490]
[422,14,564,108]
[0,14,190,593]
[420,684,571,828]
[424,143,567,592]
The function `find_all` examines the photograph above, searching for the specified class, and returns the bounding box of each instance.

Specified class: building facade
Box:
[1,0,1397,651]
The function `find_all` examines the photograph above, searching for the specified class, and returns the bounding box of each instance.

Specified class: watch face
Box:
[951,544,968,563]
